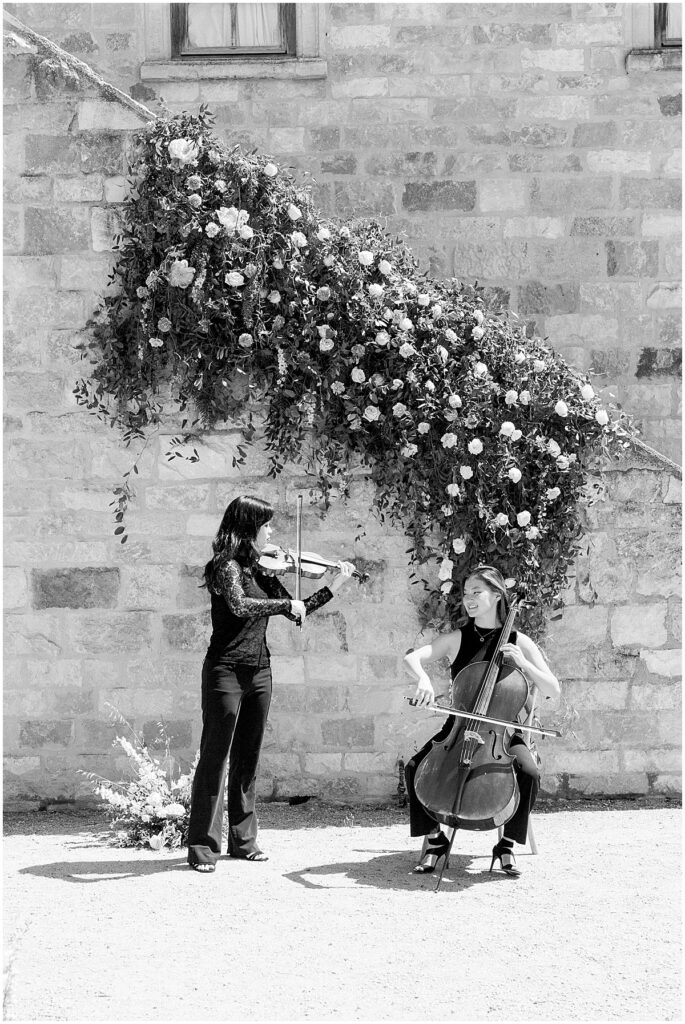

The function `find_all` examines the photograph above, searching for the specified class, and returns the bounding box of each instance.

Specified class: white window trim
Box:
[625,3,682,71]
[140,3,327,81]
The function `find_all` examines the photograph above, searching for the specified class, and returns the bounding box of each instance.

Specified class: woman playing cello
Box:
[402,565,560,877]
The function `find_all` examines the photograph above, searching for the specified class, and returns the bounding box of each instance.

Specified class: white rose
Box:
[441,581,453,594]
[500,421,515,437]
[263,162,278,177]
[368,283,384,299]
[425,381,435,392]
[526,526,540,540]
[148,336,164,348]
[444,328,458,343]
[546,487,561,500]
[514,351,526,364]
[205,222,220,238]
[316,226,331,241]
[508,467,522,483]
[339,226,351,239]
[167,259,195,288]
[331,381,345,395]
[468,438,483,455]
[452,537,467,554]
[432,304,443,317]
[505,389,518,406]
[399,317,413,332]
[239,225,254,240]
[580,383,595,401]
[399,342,416,358]
[358,250,374,267]
[238,333,253,348]
[436,345,448,364]
[438,557,454,582]
[441,432,458,449]
[291,231,308,248]
[555,400,569,417]
[225,271,245,287]
[547,439,561,458]
[441,505,453,517]
[316,286,331,301]
[351,367,366,383]
[267,290,281,304]
[448,394,462,409]
[474,361,488,377]
[375,331,390,346]
[288,203,302,221]
[534,359,545,372]
[392,402,408,417]
[168,138,199,166]
[323,254,335,267]
[446,484,460,497]
[417,293,430,306]
[472,325,485,341]
[473,309,485,325]
[519,390,531,405]
[363,405,380,421]
[418,422,430,434]
[217,206,240,233]
[595,409,609,426]
[511,429,523,441]
[556,455,570,470]
[319,338,334,352]
[494,513,509,527]
[401,443,418,457]
[460,466,474,480]
[379,259,392,276]
[516,511,531,527]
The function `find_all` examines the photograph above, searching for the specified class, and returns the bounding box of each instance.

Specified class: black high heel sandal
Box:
[489,839,521,877]
[413,832,450,874]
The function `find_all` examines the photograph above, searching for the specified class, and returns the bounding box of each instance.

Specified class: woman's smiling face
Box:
[255,520,273,553]
[463,575,500,621]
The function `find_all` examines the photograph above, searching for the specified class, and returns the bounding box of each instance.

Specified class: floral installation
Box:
[79,705,198,849]
[75,108,635,635]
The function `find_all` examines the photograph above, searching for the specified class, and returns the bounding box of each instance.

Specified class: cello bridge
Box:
[463,729,484,745]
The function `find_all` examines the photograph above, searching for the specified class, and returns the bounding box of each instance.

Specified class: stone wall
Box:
[3,5,681,807]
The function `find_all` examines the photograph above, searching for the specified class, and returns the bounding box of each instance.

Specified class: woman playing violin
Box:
[402,565,560,877]
[187,494,356,873]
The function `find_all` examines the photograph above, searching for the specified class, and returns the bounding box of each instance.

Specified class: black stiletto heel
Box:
[489,839,520,877]
[413,832,450,874]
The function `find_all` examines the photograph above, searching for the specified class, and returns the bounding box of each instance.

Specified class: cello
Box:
[412,596,538,836]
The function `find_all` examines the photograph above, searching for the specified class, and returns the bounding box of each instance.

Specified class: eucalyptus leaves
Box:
[76,108,631,632]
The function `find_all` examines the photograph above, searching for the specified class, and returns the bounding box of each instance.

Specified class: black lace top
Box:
[206,557,333,667]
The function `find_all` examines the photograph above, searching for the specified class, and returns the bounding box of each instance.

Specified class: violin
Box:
[412,598,544,834]
[258,544,370,584]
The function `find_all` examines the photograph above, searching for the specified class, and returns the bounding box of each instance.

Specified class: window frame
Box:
[654,2,682,48]
[170,3,296,59]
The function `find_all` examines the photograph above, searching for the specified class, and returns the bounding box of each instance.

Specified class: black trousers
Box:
[187,661,272,866]
[404,719,540,845]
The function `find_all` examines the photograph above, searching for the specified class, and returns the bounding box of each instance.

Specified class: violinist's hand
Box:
[290,600,307,626]
[328,560,356,593]
[500,642,526,669]
[413,675,435,708]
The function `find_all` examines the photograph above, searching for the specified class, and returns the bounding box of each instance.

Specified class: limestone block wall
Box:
[3,7,681,807]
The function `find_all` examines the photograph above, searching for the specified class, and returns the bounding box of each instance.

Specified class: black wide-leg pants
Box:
[404,719,540,845]
[187,661,272,866]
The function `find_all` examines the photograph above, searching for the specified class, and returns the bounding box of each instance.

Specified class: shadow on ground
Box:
[19,857,188,883]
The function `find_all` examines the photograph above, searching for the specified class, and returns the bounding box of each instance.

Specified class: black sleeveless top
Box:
[450,620,517,680]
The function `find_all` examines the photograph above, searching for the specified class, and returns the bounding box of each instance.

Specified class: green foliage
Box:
[75,108,633,634]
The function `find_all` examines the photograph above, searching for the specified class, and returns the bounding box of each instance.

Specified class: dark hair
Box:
[204,495,274,591]
[457,565,512,628]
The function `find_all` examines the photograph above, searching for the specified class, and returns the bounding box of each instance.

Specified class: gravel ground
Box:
[3,800,682,1022]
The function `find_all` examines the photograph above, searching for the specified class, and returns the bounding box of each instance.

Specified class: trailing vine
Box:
[75,108,635,635]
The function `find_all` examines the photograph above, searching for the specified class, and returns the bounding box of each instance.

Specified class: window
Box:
[655,2,682,47]
[171,3,296,57]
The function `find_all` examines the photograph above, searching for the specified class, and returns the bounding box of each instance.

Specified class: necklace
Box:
[473,622,498,643]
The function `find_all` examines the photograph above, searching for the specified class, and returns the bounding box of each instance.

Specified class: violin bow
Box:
[404,698,562,738]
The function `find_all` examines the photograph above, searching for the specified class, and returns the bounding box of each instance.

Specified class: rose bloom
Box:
[267,290,281,304]
[392,378,403,390]
[432,304,443,318]
[148,336,164,348]
[238,333,253,348]
[468,438,484,455]
[500,421,515,437]
[418,422,430,434]
[288,203,302,221]
[368,283,384,299]
[264,162,278,177]
[392,402,408,417]
[460,466,474,480]
[438,557,454,582]
[401,443,418,457]
[378,259,392,275]
[339,226,351,239]
[351,367,366,383]
[399,342,415,359]
[508,467,522,483]
[519,390,531,405]
[205,222,220,238]
[239,225,254,240]
[244,263,258,279]
[375,331,390,346]
[319,338,334,352]
[516,511,531,527]
[514,351,526,364]
[441,432,458,449]
[546,487,561,500]
[168,259,195,288]
[331,381,345,395]
[351,344,365,359]
[580,383,595,401]
[556,455,570,470]
[317,286,331,301]
[448,394,462,409]
[208,149,221,165]
[555,400,569,417]
[511,429,523,442]
[214,179,227,192]
[363,405,380,421]
[188,193,202,209]
[168,138,199,166]
[136,286,148,299]
[494,512,509,527]
[452,537,467,554]
[316,226,331,241]
[472,325,485,341]
[217,206,241,232]
[474,361,488,377]
[272,256,284,270]
[417,293,430,306]
[187,174,202,190]
[441,581,453,594]
[547,439,561,458]
[595,409,609,425]
[436,345,448,364]
[425,381,435,392]
[292,231,308,248]
[370,373,384,387]
[446,483,460,497]
[444,328,457,343]
[526,526,541,540]
[157,317,172,333]
[358,250,374,267]
[504,389,518,405]
[399,317,413,332]
[323,254,335,267]
[441,505,454,517]
[533,359,545,372]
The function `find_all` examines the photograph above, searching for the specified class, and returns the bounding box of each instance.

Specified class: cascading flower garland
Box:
[75,107,633,634]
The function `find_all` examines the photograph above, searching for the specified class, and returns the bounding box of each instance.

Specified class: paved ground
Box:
[3,802,682,1022]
